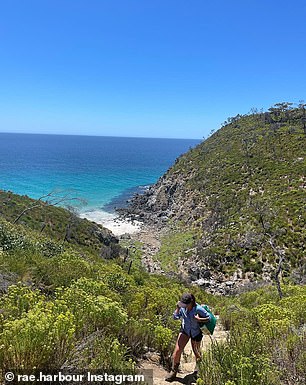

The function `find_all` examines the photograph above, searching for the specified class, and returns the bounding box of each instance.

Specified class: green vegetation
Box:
[1,194,304,384]
[0,190,121,257]
[0,103,305,384]
[198,285,306,385]
[154,229,197,272]
[0,211,211,372]
[157,103,305,282]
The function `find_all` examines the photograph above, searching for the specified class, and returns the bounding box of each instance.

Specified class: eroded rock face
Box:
[119,170,200,228]
[93,225,118,246]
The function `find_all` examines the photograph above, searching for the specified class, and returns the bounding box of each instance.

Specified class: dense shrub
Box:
[87,336,135,372]
[33,251,94,288]
[198,330,279,385]
[0,301,75,369]
[57,284,128,337]
[0,284,42,321]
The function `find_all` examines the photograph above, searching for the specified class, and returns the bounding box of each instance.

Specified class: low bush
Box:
[57,285,128,337]
[0,301,75,369]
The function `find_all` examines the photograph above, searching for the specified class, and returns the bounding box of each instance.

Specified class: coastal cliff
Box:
[123,104,306,291]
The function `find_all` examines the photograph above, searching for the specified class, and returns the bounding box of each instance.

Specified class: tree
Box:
[249,197,286,299]
[13,190,84,224]
[268,102,293,124]
[298,100,306,134]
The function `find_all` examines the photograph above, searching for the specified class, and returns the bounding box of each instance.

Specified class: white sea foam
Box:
[79,210,141,236]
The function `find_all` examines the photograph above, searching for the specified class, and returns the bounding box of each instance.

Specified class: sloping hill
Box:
[0,126,305,385]
[124,103,306,289]
[0,190,120,258]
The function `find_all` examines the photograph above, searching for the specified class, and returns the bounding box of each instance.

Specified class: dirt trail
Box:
[140,321,227,385]
[130,226,164,273]
[132,226,228,384]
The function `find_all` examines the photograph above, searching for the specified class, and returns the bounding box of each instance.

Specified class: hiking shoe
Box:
[165,370,177,382]
[192,370,199,378]
[165,363,179,382]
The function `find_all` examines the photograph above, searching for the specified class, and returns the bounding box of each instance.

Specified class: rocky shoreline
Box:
[116,170,198,227]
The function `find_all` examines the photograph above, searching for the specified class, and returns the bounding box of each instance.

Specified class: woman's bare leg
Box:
[166,332,190,381]
[191,339,202,366]
[173,332,189,365]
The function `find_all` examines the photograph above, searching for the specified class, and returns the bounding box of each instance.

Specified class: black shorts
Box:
[180,327,203,342]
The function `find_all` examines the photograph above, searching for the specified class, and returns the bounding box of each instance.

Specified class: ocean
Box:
[0,133,201,234]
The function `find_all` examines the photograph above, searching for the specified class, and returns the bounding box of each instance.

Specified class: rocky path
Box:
[130,226,164,274]
[140,321,227,385]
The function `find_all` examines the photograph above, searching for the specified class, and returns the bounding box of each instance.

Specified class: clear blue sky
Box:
[0,0,305,139]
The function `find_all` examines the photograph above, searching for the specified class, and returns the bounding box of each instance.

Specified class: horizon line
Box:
[0,131,202,141]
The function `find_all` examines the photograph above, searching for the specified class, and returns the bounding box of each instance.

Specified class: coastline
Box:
[80,201,165,275]
[79,184,152,236]
[79,209,142,236]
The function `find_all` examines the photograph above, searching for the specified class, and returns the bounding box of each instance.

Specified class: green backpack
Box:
[198,304,217,335]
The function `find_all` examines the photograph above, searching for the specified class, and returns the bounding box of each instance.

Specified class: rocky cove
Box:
[117,108,306,295]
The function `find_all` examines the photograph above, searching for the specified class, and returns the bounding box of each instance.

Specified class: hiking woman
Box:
[165,293,210,382]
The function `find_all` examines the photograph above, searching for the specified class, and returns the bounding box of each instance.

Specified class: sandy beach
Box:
[79,209,142,236]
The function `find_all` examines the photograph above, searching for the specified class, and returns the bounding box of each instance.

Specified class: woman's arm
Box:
[194,304,211,323]
[173,304,182,320]
[194,314,210,323]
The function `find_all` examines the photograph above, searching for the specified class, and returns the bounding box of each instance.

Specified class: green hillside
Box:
[0,194,205,371]
[0,190,120,258]
[126,103,306,287]
[0,167,305,384]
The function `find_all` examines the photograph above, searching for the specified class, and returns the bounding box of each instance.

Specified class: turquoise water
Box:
[0,133,201,215]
